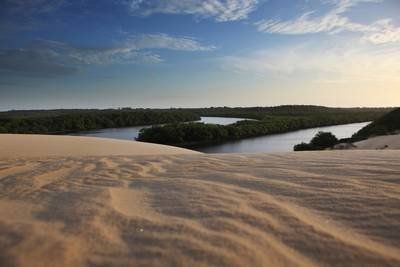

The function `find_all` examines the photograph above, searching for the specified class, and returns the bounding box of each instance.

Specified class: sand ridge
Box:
[1,150,399,267]
[0,134,199,159]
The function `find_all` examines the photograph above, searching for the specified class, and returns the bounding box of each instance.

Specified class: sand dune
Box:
[1,140,399,266]
[354,134,400,150]
[0,134,199,158]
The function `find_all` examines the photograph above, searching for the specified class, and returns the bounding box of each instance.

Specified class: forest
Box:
[0,109,199,134]
[0,106,392,138]
[186,106,391,120]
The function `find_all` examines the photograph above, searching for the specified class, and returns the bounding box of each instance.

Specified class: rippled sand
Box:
[1,149,399,267]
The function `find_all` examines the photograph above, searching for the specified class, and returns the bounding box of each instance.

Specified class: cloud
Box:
[0,48,77,77]
[129,33,216,51]
[362,19,400,44]
[221,42,400,83]
[255,0,400,44]
[0,0,66,33]
[0,34,215,77]
[255,0,381,34]
[2,0,66,15]
[125,0,258,22]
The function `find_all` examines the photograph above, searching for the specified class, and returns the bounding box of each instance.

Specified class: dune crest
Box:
[1,150,399,266]
[0,134,199,159]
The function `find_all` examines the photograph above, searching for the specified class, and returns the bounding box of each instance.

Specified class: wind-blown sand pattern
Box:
[1,148,399,266]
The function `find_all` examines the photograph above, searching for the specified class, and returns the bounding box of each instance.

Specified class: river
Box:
[71,117,369,153]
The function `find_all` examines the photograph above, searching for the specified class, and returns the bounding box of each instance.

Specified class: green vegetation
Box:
[0,106,392,143]
[137,107,388,148]
[294,132,338,151]
[188,105,391,120]
[138,122,228,146]
[351,108,400,141]
[0,109,200,134]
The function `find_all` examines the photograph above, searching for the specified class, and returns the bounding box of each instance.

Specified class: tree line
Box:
[187,105,392,120]
[0,109,200,134]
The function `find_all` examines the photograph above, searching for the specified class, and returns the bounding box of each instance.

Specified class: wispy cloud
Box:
[361,19,400,44]
[129,33,216,51]
[0,34,216,77]
[221,42,400,83]
[2,0,66,15]
[125,0,258,22]
[0,0,66,33]
[255,0,400,44]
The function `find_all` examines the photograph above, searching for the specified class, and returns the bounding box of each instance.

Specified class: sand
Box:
[0,135,400,266]
[354,134,400,150]
[0,134,199,158]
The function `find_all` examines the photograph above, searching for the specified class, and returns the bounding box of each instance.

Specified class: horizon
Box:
[1,0,399,109]
[0,104,396,113]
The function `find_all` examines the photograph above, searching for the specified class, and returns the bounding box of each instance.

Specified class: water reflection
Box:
[195,122,370,153]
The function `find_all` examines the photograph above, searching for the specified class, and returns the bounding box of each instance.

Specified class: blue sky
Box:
[0,0,399,110]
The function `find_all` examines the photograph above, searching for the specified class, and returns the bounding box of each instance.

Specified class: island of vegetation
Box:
[136,106,392,148]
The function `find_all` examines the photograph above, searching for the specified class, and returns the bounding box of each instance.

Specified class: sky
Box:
[0,0,399,110]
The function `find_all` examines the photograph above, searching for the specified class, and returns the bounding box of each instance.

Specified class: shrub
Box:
[294,142,316,151]
[310,131,339,149]
[293,131,338,151]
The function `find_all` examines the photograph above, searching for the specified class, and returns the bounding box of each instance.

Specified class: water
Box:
[71,125,149,141]
[71,118,369,153]
[70,117,246,141]
[199,117,248,125]
[196,122,370,153]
